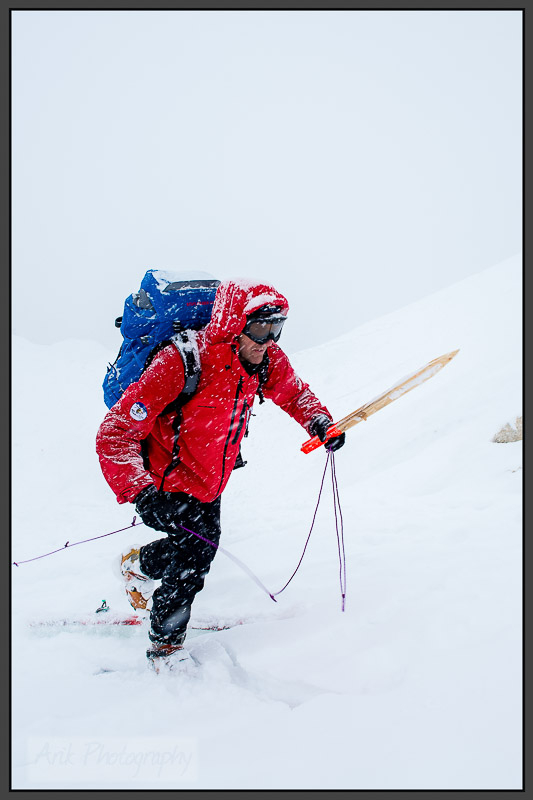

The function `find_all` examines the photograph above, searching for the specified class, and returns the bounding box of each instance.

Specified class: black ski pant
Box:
[138,492,221,645]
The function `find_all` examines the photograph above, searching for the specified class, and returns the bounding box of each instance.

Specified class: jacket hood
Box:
[204,278,290,345]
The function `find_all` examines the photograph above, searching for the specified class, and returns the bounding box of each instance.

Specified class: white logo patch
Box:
[130,402,148,421]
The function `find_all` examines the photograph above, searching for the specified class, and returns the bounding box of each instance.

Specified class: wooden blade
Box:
[335,349,460,432]
[301,349,459,453]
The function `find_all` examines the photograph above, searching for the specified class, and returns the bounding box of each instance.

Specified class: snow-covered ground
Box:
[12,254,522,789]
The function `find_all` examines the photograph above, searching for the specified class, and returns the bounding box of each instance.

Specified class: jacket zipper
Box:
[215,376,244,497]
[231,399,248,445]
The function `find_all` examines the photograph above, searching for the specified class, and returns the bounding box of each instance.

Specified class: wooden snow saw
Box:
[301,349,460,454]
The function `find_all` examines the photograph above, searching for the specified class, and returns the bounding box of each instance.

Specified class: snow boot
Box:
[119,546,155,611]
[146,633,191,672]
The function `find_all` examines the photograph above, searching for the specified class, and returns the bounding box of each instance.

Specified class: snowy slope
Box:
[12,255,522,790]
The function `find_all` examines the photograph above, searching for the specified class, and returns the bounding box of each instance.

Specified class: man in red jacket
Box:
[96,278,344,668]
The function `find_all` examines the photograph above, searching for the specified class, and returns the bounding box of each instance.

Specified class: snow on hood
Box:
[204,278,290,344]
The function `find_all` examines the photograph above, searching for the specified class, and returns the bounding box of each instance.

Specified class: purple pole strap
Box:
[331,453,347,611]
[271,452,332,598]
[175,450,346,611]
[12,518,144,566]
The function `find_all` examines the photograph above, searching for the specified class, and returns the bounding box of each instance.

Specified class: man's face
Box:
[237,333,271,365]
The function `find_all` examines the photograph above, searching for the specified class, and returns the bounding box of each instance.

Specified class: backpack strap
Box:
[170,330,201,397]
[141,330,201,411]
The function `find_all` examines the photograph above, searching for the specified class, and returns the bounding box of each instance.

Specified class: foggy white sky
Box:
[12,10,521,356]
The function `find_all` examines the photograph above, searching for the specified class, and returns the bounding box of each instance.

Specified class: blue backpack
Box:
[103,269,220,409]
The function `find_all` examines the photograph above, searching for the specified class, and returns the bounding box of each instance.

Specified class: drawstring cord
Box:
[173,451,346,609]
[12,518,143,566]
[13,454,347,610]
[331,451,347,611]
[271,451,332,599]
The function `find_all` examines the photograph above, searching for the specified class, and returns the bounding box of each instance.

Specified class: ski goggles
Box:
[242,315,286,344]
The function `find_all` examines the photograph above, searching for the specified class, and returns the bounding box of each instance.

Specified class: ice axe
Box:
[301,349,460,454]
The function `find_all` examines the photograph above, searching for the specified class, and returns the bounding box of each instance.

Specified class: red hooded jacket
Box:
[96,279,332,504]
